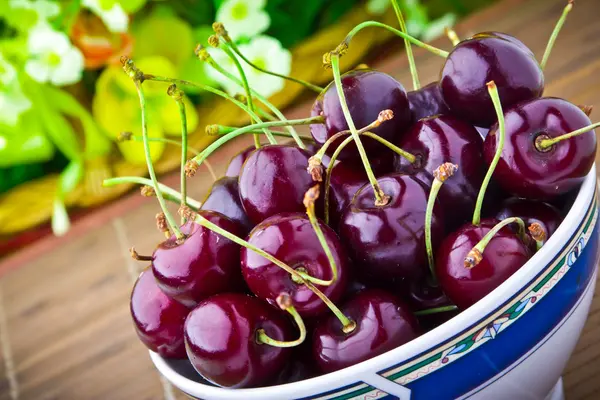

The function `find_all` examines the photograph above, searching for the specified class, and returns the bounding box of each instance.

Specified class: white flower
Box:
[215,0,270,40]
[25,23,84,86]
[0,55,31,126]
[208,35,291,99]
[82,0,129,33]
[9,0,60,23]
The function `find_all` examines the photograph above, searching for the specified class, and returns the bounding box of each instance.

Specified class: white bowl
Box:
[151,166,599,400]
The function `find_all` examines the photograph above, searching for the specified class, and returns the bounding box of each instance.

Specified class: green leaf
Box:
[0,117,55,167]
[58,160,84,195]
[265,0,325,48]
[118,0,146,13]
[52,197,70,236]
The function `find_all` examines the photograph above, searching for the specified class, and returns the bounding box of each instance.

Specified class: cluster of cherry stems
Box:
[104,0,598,389]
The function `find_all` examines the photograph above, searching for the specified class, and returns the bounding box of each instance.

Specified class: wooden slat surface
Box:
[1,0,599,398]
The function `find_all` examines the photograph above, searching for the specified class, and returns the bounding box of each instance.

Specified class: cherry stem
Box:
[324,135,354,224]
[305,281,356,334]
[196,44,305,148]
[221,36,323,94]
[541,0,574,71]
[425,163,458,283]
[445,27,460,46]
[166,85,190,223]
[256,294,307,348]
[216,42,272,147]
[119,132,202,157]
[130,247,153,262]
[208,125,314,142]
[330,54,390,206]
[528,222,547,251]
[103,176,202,210]
[328,21,449,65]
[535,121,600,150]
[123,64,183,240]
[304,185,337,286]
[472,81,504,226]
[391,0,420,90]
[414,305,458,316]
[464,217,526,269]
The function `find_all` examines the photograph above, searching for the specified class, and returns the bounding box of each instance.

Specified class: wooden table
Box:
[1,0,599,398]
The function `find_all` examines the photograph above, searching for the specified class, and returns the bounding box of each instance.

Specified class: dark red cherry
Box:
[406,277,458,332]
[225,145,255,177]
[310,70,412,160]
[339,174,444,282]
[130,268,190,358]
[312,289,419,373]
[152,213,244,307]
[184,293,292,388]
[483,97,596,199]
[395,114,485,229]
[407,81,449,121]
[440,32,543,127]
[239,145,317,224]
[328,163,368,229]
[241,213,349,317]
[201,176,253,234]
[495,197,563,241]
[436,218,532,309]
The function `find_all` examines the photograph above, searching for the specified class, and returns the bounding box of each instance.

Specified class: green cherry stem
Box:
[445,27,460,46]
[328,21,449,66]
[304,185,337,286]
[541,0,574,71]
[127,74,183,240]
[330,54,390,206]
[414,305,459,316]
[186,116,324,176]
[207,125,314,142]
[323,135,354,224]
[464,217,526,269]
[425,163,458,282]
[305,281,356,334]
[212,23,323,94]
[103,176,202,210]
[472,81,504,226]
[535,122,600,150]
[391,0,420,90]
[196,44,305,148]
[256,293,307,347]
[167,84,190,223]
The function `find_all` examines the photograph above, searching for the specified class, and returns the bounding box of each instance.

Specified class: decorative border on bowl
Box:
[308,192,598,400]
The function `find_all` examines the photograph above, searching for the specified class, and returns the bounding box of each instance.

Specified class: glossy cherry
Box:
[495,197,563,242]
[339,174,444,282]
[152,213,244,307]
[241,213,349,317]
[327,163,368,229]
[184,293,292,388]
[201,176,253,234]
[130,268,190,358]
[406,277,458,332]
[483,97,596,199]
[225,145,255,177]
[310,70,412,160]
[436,218,532,309]
[312,289,419,373]
[440,32,543,127]
[395,114,485,229]
[407,81,449,121]
[238,145,317,224]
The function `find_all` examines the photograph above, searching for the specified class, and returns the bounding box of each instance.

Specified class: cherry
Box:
[184,293,292,388]
[483,97,596,199]
[201,176,253,233]
[339,173,444,282]
[407,81,449,121]
[241,212,349,317]
[405,277,458,332]
[152,213,244,307]
[239,144,317,224]
[495,197,563,243]
[310,69,412,160]
[436,218,532,309]
[312,289,419,373]
[440,32,543,127]
[130,268,190,358]
[395,114,485,229]
[225,145,255,177]
[327,163,368,229]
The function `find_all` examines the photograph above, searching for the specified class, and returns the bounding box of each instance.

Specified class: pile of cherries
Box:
[123,0,598,390]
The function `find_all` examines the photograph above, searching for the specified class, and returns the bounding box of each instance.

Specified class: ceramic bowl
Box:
[151,166,599,400]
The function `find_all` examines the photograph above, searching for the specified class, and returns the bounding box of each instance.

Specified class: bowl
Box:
[150,166,599,400]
